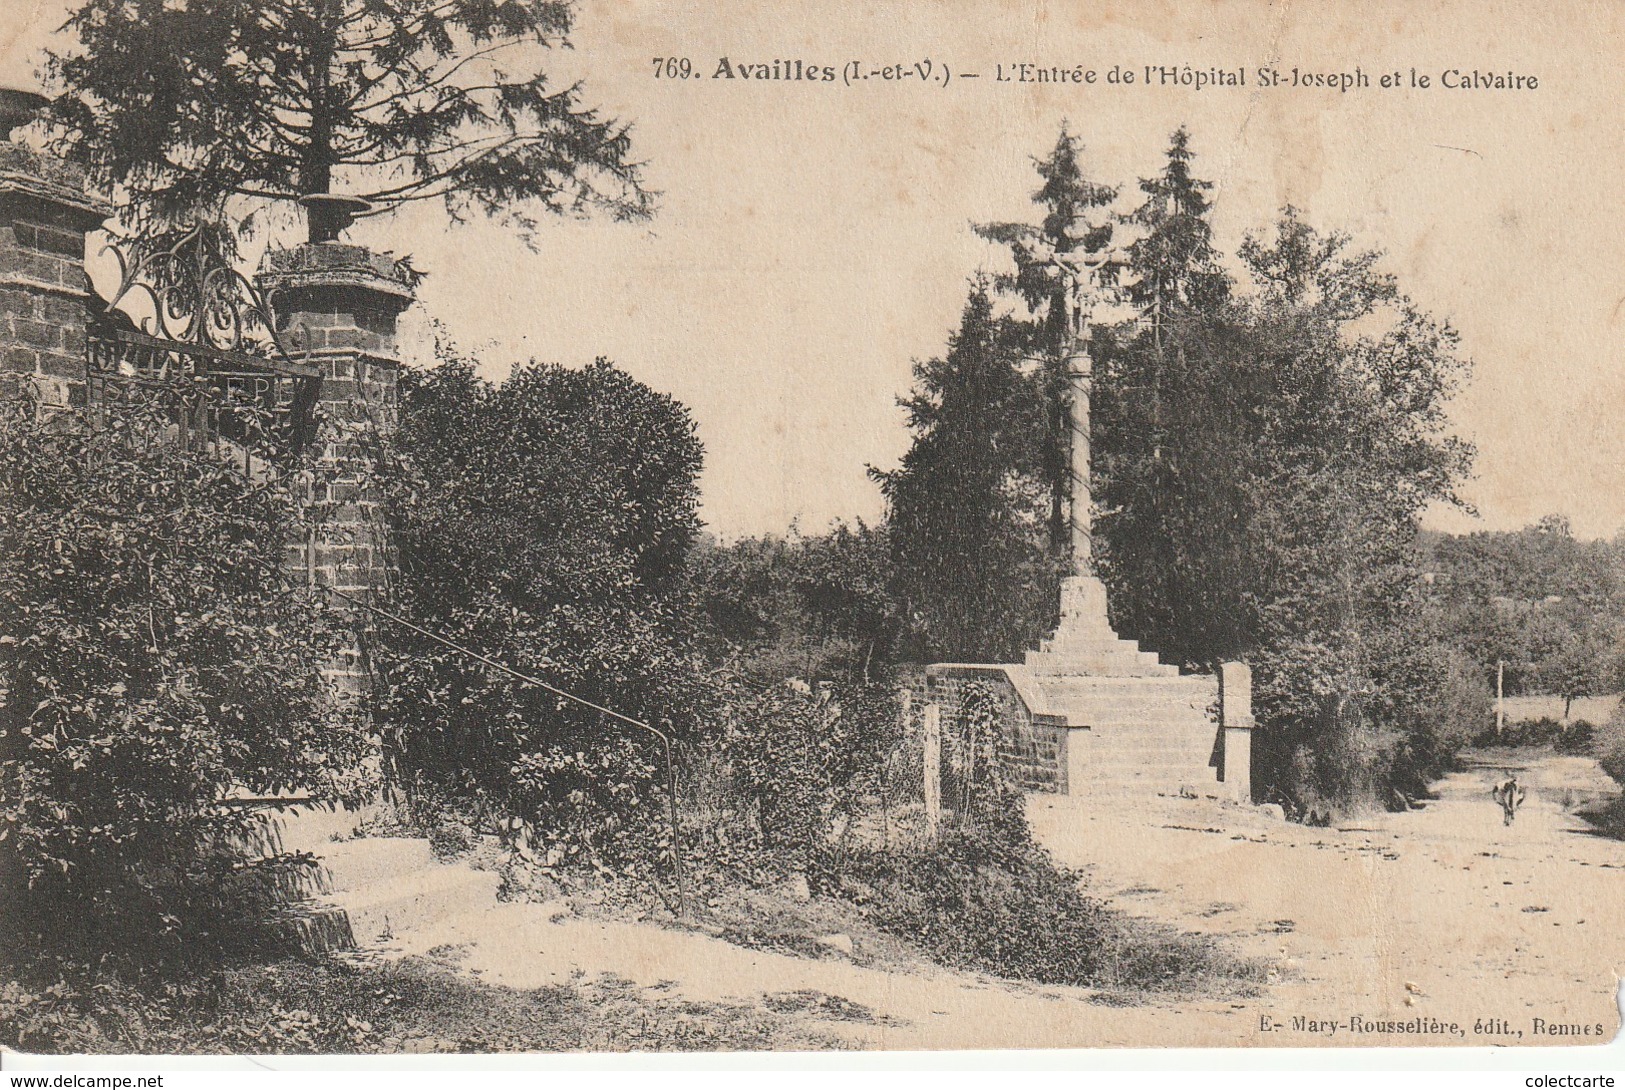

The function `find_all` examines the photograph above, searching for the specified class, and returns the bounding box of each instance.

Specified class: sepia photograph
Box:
[0,0,1621,1073]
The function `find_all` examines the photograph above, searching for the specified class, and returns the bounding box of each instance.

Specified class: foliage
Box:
[0,396,374,968]
[47,0,652,243]
[0,953,825,1054]
[833,784,1257,993]
[836,817,1109,986]
[944,681,1005,820]
[1426,517,1625,707]
[1090,130,1240,661]
[373,348,710,887]
[1594,707,1625,786]
[881,126,1479,811]
[688,521,901,684]
[1094,165,1473,809]
[873,285,1064,662]
[1124,127,1232,316]
[1474,716,1596,754]
[713,677,904,875]
[507,737,669,884]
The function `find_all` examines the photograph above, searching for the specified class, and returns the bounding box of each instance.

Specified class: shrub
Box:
[508,737,669,883]
[374,352,712,890]
[0,397,375,968]
[833,785,1252,992]
[1556,719,1597,756]
[1594,708,1625,786]
[716,677,903,875]
[837,817,1110,985]
[1469,716,1599,751]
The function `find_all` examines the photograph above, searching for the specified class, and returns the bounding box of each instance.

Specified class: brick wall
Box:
[0,142,105,393]
[261,242,414,609]
[925,664,1070,794]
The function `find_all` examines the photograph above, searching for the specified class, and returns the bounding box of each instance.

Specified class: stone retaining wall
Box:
[924,664,1071,793]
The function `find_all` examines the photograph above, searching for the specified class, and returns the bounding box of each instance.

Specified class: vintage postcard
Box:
[0,0,1621,1069]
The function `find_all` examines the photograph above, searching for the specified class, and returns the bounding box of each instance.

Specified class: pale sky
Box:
[3,0,1621,541]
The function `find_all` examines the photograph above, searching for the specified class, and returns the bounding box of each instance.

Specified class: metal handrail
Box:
[316,582,690,917]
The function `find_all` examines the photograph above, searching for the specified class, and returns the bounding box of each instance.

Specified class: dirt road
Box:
[1028,748,1625,1047]
[351,749,1622,1050]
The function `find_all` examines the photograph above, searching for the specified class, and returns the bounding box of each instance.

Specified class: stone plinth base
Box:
[1025,576,1178,676]
[925,658,1255,804]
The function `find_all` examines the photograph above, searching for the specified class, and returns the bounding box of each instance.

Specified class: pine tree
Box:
[873,284,1058,662]
[1125,127,1231,321]
[1091,127,1239,660]
[46,0,652,243]
[976,126,1118,554]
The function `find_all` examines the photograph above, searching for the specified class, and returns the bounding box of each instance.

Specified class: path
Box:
[1028,748,1625,1046]
[296,749,1623,1050]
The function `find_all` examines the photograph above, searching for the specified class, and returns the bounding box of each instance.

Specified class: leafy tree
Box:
[873,284,1061,662]
[688,521,901,684]
[47,0,652,242]
[373,349,709,882]
[1426,517,1625,707]
[0,396,372,967]
[1115,203,1472,809]
[1532,607,1617,719]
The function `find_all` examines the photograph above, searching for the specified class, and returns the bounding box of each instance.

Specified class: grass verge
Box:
[1,951,867,1054]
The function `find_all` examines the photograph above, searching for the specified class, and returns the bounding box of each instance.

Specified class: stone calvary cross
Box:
[923,231,1255,803]
[1024,241,1177,677]
[1041,243,1118,578]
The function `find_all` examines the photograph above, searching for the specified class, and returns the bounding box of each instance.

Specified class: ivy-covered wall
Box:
[925,664,1069,793]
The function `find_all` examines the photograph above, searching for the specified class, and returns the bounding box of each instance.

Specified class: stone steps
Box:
[260,804,505,954]
[1038,674,1212,693]
[1029,664,1225,795]
[1091,741,1216,753]
[324,844,504,946]
[1025,651,1181,677]
[932,574,1251,803]
[1037,632,1155,655]
[1055,706,1213,724]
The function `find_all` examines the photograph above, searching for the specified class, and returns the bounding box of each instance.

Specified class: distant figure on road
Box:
[1492,775,1527,826]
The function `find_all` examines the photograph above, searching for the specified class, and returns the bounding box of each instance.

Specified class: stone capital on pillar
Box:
[0,140,110,398]
[256,242,417,430]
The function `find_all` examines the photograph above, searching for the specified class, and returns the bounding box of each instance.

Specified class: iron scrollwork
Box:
[99,224,289,357]
[87,226,321,455]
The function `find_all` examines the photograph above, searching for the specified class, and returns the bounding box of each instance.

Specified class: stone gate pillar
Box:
[0,102,108,403]
[257,242,416,604]
[1219,661,1256,803]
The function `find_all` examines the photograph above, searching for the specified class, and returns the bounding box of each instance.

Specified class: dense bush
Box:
[836,813,1112,985]
[375,351,712,890]
[0,397,374,968]
[710,677,905,875]
[833,786,1253,992]
[1470,717,1597,753]
[1591,710,1625,785]
[689,523,902,684]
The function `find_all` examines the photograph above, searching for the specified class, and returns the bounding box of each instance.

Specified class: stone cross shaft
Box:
[1046,248,1124,578]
